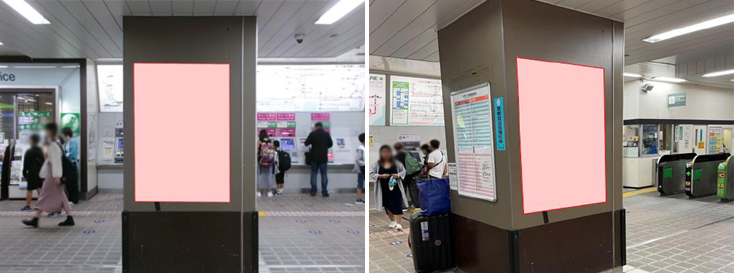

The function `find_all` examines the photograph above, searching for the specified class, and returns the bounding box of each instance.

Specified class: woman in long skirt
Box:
[22,123,74,228]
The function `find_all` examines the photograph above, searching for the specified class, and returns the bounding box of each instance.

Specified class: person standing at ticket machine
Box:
[304,122,333,197]
[427,140,447,179]
[61,127,79,204]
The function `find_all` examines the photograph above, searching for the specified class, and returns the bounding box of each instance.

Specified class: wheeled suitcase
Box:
[409,212,455,272]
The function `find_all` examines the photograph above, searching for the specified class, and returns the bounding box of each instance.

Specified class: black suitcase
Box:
[409,212,455,272]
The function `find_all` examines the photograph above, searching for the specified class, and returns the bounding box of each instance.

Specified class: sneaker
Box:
[395,224,403,231]
[48,211,62,217]
[20,206,32,212]
[322,193,330,197]
[267,192,273,197]
[256,191,262,197]
[388,221,397,229]
[355,199,365,205]
[58,216,75,227]
[275,191,283,196]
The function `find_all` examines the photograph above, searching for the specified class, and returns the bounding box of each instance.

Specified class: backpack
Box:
[55,143,78,185]
[404,153,422,175]
[277,150,291,172]
[258,141,277,167]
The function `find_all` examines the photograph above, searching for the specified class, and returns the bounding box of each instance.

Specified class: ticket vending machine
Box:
[278,137,298,164]
[114,127,124,163]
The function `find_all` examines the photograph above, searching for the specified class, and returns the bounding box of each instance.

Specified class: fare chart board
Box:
[451,84,497,202]
[369,74,386,125]
[390,75,444,126]
[97,65,123,112]
[257,65,365,112]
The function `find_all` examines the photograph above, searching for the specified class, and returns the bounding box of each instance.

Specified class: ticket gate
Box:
[717,156,734,201]
[657,153,696,195]
[685,153,730,198]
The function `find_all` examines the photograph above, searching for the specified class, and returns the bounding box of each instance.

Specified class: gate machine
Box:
[685,153,730,198]
[657,153,696,195]
[717,155,734,201]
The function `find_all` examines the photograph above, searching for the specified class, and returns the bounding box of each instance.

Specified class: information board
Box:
[97,65,123,112]
[369,74,386,125]
[390,75,444,126]
[450,84,496,202]
[257,65,365,112]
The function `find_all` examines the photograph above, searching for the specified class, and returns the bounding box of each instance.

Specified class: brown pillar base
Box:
[453,210,625,273]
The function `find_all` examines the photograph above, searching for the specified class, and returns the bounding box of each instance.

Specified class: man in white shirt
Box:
[427,139,447,179]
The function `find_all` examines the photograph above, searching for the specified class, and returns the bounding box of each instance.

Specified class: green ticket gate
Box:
[686,153,730,198]
[657,153,696,195]
[718,156,734,201]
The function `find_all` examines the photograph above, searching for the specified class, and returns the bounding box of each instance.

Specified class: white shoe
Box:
[388,221,397,229]
[256,191,261,197]
[395,224,403,231]
[267,192,273,197]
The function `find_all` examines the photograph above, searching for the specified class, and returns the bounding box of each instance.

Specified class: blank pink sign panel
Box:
[516,57,606,214]
[134,63,230,203]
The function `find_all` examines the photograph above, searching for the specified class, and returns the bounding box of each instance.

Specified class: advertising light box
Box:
[134,63,230,203]
[516,57,606,214]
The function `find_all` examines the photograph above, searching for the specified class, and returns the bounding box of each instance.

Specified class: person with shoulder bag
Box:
[257,130,278,197]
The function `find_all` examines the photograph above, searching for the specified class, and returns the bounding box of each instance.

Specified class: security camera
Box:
[295,33,305,44]
[641,84,654,93]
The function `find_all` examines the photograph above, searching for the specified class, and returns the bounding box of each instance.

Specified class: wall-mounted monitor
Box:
[516,57,606,214]
[134,63,230,203]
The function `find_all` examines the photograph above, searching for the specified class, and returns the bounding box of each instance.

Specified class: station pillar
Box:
[437,0,624,272]
[122,17,258,273]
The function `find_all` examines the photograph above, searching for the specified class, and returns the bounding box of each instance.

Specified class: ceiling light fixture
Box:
[623,73,641,78]
[651,76,686,83]
[3,0,50,25]
[644,13,734,43]
[315,0,364,25]
[702,69,734,78]
[0,41,3,45]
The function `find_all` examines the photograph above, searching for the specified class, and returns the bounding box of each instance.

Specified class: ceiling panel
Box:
[0,0,364,59]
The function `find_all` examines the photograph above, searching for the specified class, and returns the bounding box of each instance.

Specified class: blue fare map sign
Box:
[494,97,506,151]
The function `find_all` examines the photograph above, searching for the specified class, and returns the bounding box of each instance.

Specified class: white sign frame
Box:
[450,83,497,202]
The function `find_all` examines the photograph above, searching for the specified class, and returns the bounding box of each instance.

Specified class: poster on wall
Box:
[369,74,386,126]
[257,65,364,112]
[450,84,496,202]
[390,75,444,126]
[61,113,81,136]
[97,65,123,112]
[87,113,97,162]
[256,113,296,138]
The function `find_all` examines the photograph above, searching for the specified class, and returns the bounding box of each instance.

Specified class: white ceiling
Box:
[0,0,365,59]
[370,0,733,86]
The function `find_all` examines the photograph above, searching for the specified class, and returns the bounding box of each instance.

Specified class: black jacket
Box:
[23,146,44,183]
[304,128,333,164]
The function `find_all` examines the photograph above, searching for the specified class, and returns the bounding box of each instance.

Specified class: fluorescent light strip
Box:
[702,69,734,78]
[315,0,364,25]
[624,73,642,78]
[3,0,50,25]
[12,65,57,69]
[644,13,734,43]
[651,77,686,83]
[0,41,3,45]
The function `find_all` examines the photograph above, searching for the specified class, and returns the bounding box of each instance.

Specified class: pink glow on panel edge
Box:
[516,57,606,214]
[134,63,231,203]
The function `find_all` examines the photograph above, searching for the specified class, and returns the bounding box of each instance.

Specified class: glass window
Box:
[623,125,640,158]
[642,124,659,156]
[659,124,672,154]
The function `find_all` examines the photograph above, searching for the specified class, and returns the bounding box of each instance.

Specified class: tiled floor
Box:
[368,190,734,273]
[0,192,365,273]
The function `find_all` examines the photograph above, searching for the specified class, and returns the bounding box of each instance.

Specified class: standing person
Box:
[394,143,421,208]
[20,134,44,211]
[22,123,74,228]
[304,122,333,197]
[257,130,277,197]
[354,133,366,205]
[427,139,447,179]
[370,145,408,231]
[61,127,79,204]
[419,144,431,178]
[273,140,290,196]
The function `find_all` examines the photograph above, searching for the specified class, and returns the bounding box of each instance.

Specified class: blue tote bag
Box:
[416,178,451,216]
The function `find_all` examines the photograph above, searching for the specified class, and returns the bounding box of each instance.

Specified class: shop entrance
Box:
[0,87,58,200]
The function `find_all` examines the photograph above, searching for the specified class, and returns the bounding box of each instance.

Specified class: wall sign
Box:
[451,83,497,202]
[390,75,444,126]
[668,93,686,107]
[0,71,16,82]
[369,74,386,126]
[60,113,81,136]
[493,97,506,151]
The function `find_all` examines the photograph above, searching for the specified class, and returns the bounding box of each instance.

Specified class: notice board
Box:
[451,83,497,202]
[390,75,444,126]
[369,74,386,125]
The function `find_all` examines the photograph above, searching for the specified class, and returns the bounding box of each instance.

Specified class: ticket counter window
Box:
[624,125,640,158]
[642,124,659,156]
[659,124,672,155]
